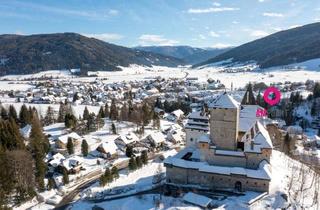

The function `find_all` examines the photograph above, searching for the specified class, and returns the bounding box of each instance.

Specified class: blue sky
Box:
[1,0,320,48]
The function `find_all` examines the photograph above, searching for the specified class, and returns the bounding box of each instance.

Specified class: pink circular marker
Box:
[263,87,281,106]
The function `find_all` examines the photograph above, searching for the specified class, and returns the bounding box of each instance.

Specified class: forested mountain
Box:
[195,22,320,69]
[135,46,231,64]
[0,33,184,76]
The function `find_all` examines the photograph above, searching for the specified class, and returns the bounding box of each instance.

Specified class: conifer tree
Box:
[57,103,66,122]
[62,168,69,185]
[136,156,142,168]
[104,167,112,182]
[67,137,74,155]
[313,82,320,98]
[152,112,160,129]
[141,150,148,165]
[47,177,55,190]
[125,145,133,157]
[128,100,133,121]
[44,106,56,126]
[142,102,151,126]
[81,139,89,157]
[111,122,117,134]
[65,113,77,129]
[111,166,119,180]
[83,106,90,121]
[128,156,137,171]
[29,113,49,191]
[98,106,105,118]
[104,103,109,119]
[109,99,118,120]
[8,105,18,122]
[100,175,107,186]
[0,105,8,120]
[120,102,129,121]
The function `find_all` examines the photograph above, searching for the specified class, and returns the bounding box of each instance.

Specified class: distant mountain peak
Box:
[194,22,320,69]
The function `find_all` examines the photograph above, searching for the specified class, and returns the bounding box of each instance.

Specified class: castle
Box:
[164,92,273,192]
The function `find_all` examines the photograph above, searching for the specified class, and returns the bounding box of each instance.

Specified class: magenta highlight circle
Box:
[263,87,281,106]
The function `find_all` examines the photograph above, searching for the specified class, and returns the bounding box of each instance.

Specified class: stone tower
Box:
[209,92,239,150]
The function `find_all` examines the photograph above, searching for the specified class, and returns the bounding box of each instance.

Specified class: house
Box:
[144,132,166,148]
[56,132,82,149]
[166,109,184,122]
[115,132,140,149]
[167,129,185,144]
[48,153,65,168]
[60,156,83,174]
[96,141,118,159]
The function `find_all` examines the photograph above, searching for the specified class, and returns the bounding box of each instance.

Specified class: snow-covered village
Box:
[1,1,320,210]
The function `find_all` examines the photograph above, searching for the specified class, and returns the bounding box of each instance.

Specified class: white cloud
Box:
[138,34,179,46]
[187,7,239,14]
[83,33,124,42]
[232,21,239,24]
[258,0,265,2]
[209,31,220,37]
[199,34,206,40]
[108,9,119,16]
[212,2,221,7]
[263,12,284,17]
[250,30,269,37]
[9,1,118,20]
[211,43,232,49]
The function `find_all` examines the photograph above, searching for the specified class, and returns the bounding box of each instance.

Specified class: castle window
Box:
[190,138,193,142]
[246,181,248,184]
[254,182,257,185]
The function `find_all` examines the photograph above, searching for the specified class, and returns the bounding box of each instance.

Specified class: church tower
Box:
[209,92,239,150]
[241,83,256,105]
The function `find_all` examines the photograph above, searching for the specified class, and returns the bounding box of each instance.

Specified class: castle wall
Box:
[200,149,247,167]
[245,149,272,169]
[166,166,270,192]
[210,108,239,150]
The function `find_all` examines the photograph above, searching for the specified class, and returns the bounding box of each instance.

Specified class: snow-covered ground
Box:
[64,150,320,210]
[1,63,320,92]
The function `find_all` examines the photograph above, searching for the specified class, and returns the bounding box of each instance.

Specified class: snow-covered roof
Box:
[187,111,208,120]
[183,192,212,208]
[165,156,271,180]
[148,132,166,144]
[61,156,83,171]
[209,92,239,109]
[244,121,273,153]
[20,124,32,139]
[49,153,65,167]
[58,132,82,144]
[171,109,184,118]
[117,132,139,145]
[215,150,245,157]
[97,141,118,155]
[239,117,256,132]
[240,105,263,119]
[198,134,210,143]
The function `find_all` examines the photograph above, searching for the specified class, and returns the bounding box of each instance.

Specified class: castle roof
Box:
[209,92,239,109]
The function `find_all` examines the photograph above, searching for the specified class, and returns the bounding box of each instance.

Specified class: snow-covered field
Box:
[65,150,320,210]
[1,63,320,92]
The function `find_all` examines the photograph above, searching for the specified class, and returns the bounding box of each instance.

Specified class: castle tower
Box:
[209,92,239,150]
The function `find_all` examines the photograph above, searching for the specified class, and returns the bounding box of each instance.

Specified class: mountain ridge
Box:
[194,22,320,69]
[0,33,184,76]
